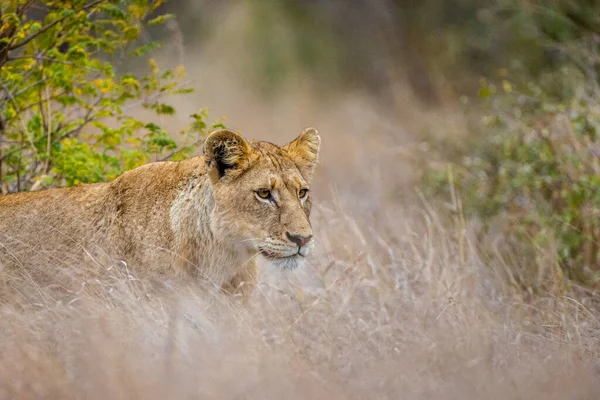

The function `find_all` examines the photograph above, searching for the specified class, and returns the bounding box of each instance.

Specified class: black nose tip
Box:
[286,232,313,247]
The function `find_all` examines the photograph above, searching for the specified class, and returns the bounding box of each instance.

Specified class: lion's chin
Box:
[259,250,304,270]
[270,255,304,270]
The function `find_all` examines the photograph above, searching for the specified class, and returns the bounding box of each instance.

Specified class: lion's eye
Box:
[256,189,271,199]
[298,188,309,199]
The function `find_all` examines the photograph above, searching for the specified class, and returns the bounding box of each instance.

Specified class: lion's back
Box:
[1,183,107,253]
[0,157,206,284]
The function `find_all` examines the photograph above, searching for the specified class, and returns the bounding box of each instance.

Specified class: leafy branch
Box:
[0,0,222,193]
[7,0,106,52]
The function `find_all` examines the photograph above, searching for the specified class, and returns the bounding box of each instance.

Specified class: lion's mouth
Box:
[259,249,302,260]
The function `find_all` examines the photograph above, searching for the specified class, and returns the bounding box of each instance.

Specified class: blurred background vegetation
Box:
[159,0,600,104]
[1,0,599,292]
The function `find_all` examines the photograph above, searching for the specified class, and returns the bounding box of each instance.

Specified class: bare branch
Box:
[159,138,205,162]
[0,79,47,108]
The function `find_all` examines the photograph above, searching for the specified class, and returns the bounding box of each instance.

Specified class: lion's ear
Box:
[204,129,252,183]
[283,127,321,181]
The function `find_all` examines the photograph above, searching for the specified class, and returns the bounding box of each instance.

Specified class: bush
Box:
[421,0,600,292]
[0,0,221,193]
[425,68,600,290]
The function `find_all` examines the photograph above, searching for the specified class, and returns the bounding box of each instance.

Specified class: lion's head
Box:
[203,127,321,269]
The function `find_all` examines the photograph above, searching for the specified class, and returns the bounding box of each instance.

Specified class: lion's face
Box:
[204,128,321,269]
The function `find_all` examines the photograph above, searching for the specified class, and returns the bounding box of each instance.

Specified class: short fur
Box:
[0,128,321,302]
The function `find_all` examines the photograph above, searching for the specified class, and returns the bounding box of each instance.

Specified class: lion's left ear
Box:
[204,129,252,184]
[283,127,321,181]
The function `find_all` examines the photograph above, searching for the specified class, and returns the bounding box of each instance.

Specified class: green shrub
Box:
[421,0,600,291]
[426,70,600,290]
[0,0,222,193]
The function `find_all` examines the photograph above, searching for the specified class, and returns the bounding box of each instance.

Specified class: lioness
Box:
[0,128,320,301]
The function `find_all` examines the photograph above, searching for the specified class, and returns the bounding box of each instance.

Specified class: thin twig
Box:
[7,55,101,70]
[159,138,205,162]
[8,0,107,51]
[0,79,47,107]
[121,80,193,112]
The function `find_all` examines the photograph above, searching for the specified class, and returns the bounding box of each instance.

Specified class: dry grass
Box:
[2,5,600,398]
[2,121,600,398]
[1,188,600,399]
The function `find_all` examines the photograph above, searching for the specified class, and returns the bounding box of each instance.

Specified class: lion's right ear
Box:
[204,129,252,183]
[283,127,321,181]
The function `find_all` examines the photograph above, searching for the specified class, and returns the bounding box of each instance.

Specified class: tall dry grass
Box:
[1,4,600,399]
[2,180,600,399]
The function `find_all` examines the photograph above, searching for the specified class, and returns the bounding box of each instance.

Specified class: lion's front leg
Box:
[221,261,258,305]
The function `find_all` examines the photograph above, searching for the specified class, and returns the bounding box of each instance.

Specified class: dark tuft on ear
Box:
[283,127,321,181]
[204,129,252,183]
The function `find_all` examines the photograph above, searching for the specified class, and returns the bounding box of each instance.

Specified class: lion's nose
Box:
[286,232,313,248]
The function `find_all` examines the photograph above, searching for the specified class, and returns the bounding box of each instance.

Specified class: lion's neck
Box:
[170,175,249,285]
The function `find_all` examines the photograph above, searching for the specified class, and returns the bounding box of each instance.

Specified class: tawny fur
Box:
[0,128,321,302]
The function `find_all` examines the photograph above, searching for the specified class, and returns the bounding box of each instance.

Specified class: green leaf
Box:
[130,41,161,57]
[154,103,175,115]
[147,14,175,26]
[27,114,43,135]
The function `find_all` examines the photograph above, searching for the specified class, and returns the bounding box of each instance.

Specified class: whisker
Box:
[241,250,262,266]
[238,238,263,244]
